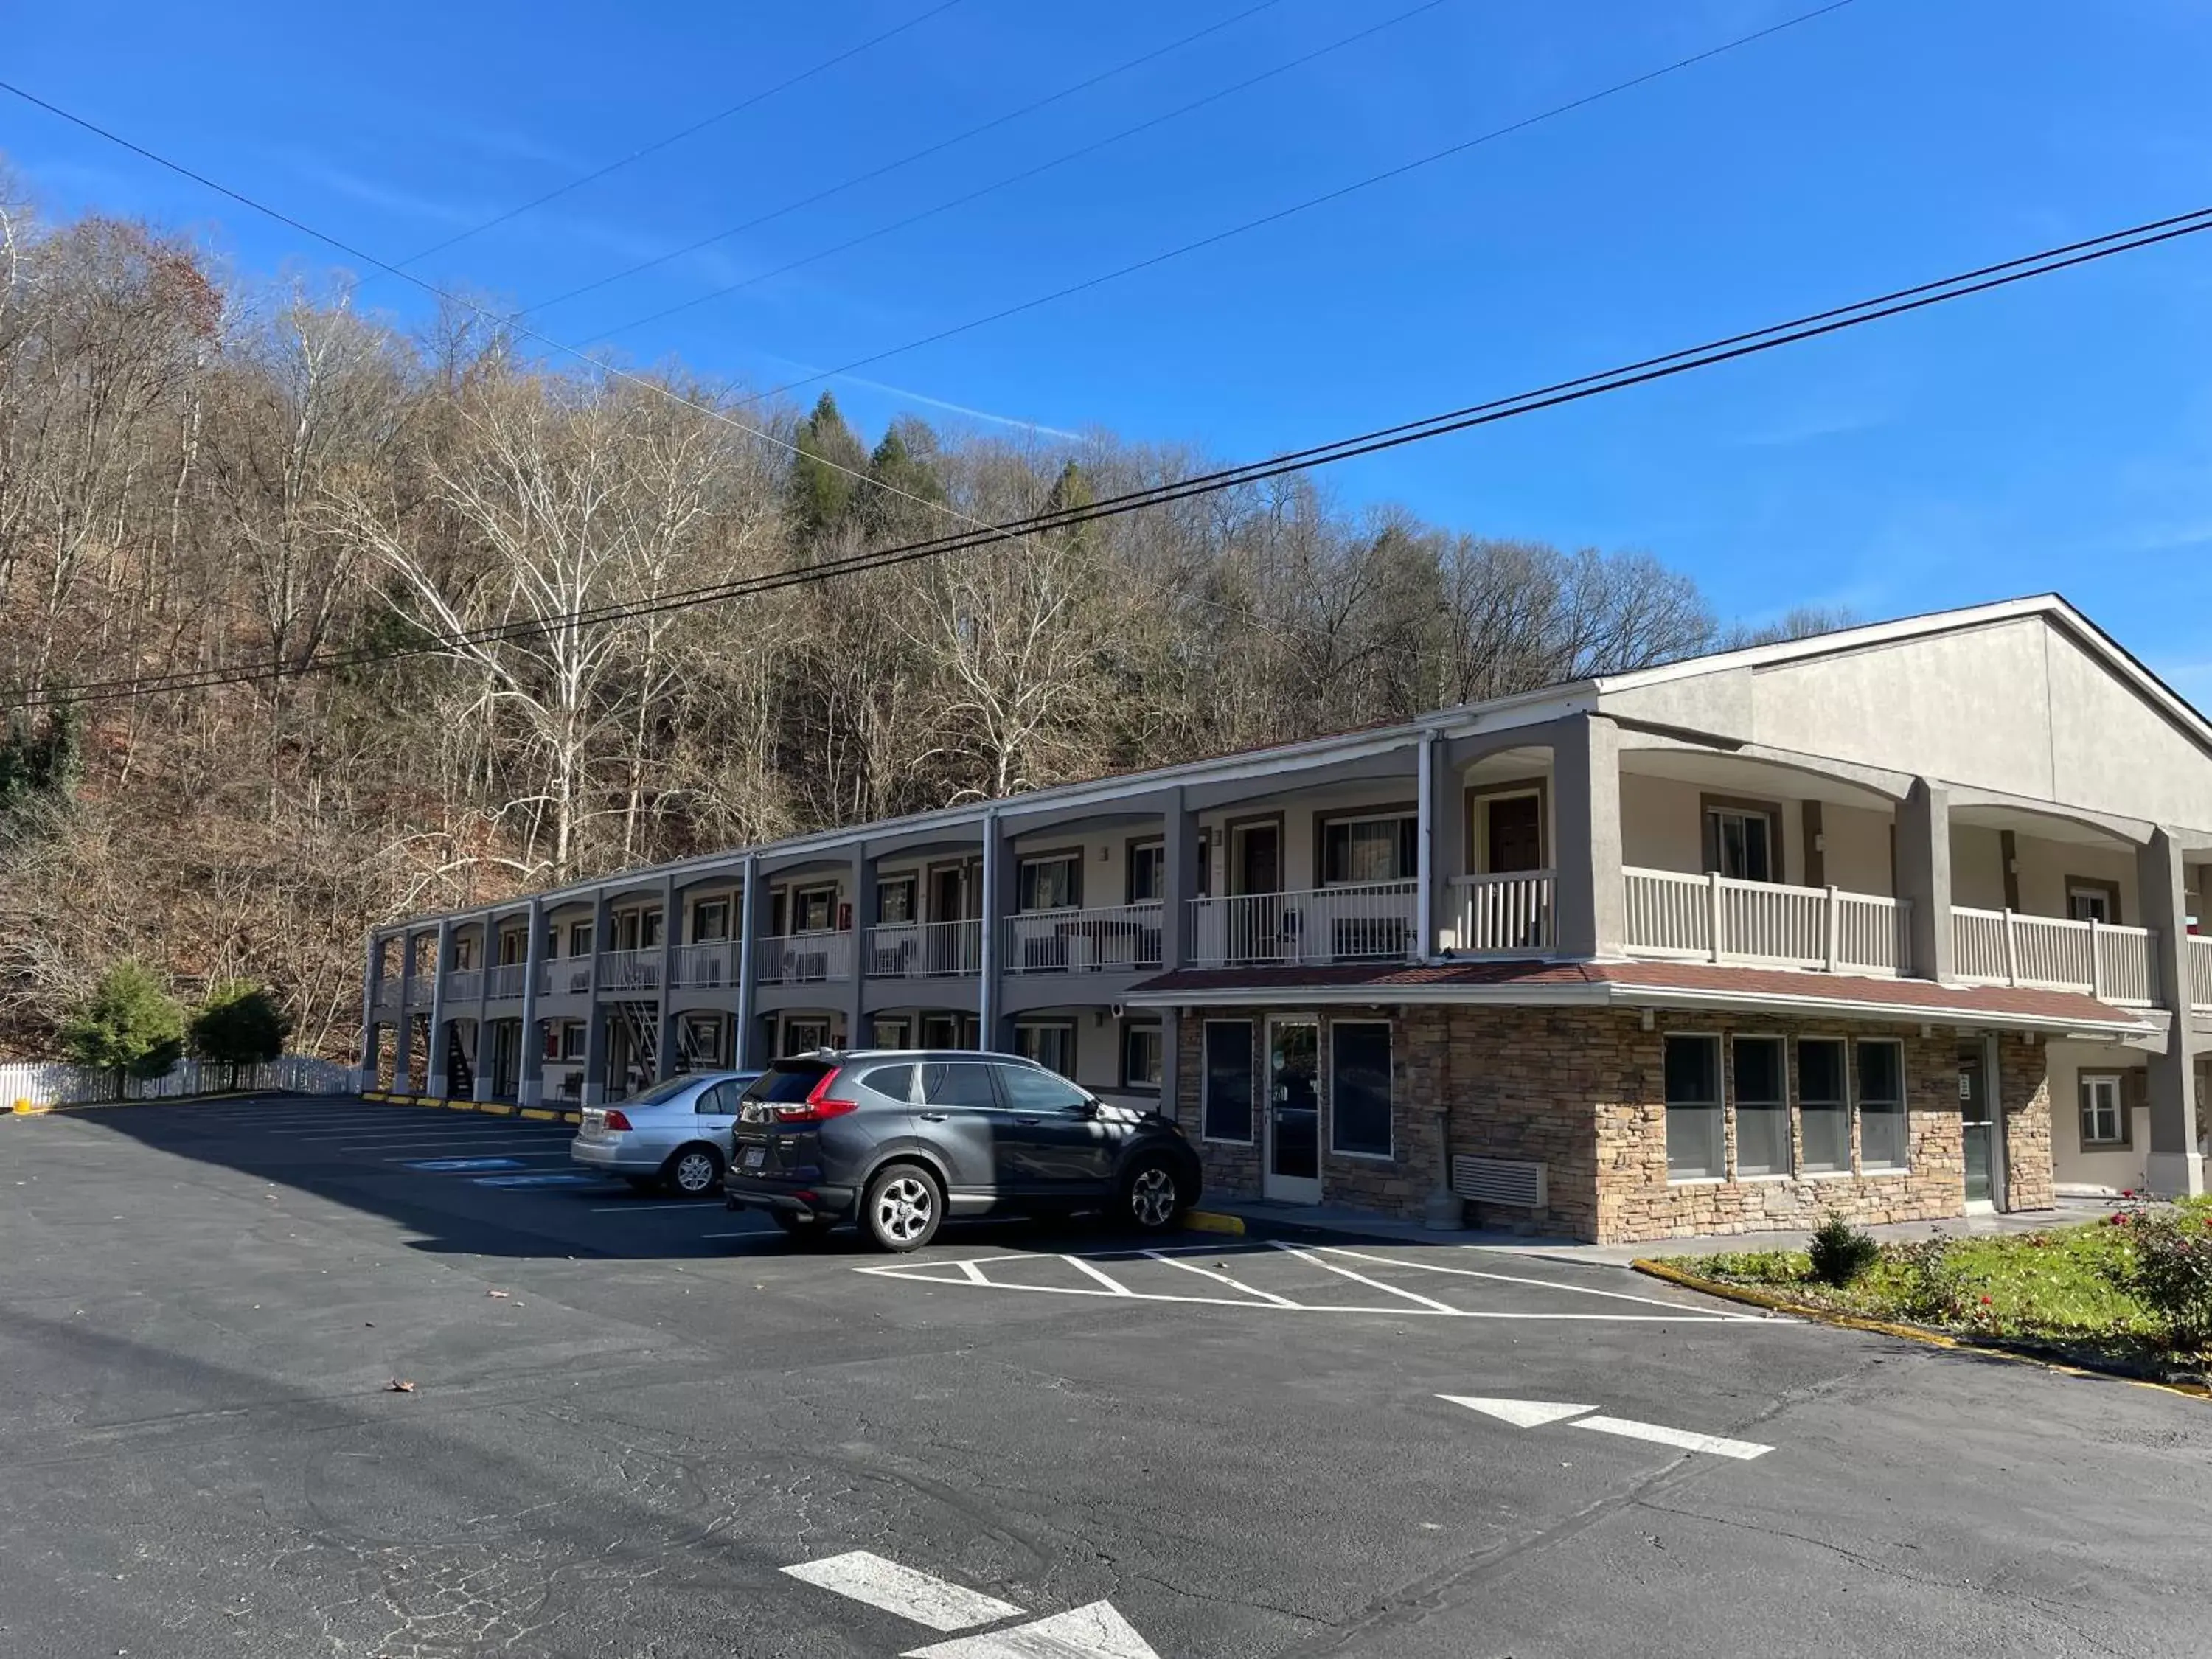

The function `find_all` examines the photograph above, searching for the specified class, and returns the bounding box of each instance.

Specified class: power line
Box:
[523,0,1402,320]
[16,203,2210,712]
[385,0,973,274]
[689,0,1857,411]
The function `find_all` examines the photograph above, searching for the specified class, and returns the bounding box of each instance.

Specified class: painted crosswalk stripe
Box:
[1571,1414,1773,1461]
[1062,1255,1135,1295]
[782,1551,1024,1632]
[1269,1243,1458,1312]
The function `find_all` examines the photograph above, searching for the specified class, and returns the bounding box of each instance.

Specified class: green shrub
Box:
[58,960,185,1093]
[1888,1237,1970,1322]
[1808,1215,1880,1287]
[189,980,291,1090]
[2104,1208,2212,1356]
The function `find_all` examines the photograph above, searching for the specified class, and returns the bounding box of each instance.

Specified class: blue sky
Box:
[6,0,2210,696]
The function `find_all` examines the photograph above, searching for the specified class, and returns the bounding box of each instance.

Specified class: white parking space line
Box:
[782,1550,1024,1632]
[1142,1249,1298,1307]
[384,1150,571,1163]
[587,1201,712,1214]
[904,1600,1161,1658]
[1571,1414,1774,1460]
[341,1141,574,1155]
[1268,1243,1458,1312]
[1062,1255,1135,1295]
[954,1259,990,1284]
[1317,1245,1767,1318]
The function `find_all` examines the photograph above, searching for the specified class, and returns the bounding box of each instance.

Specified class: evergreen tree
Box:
[1043,459,1098,554]
[863,417,944,534]
[0,703,83,832]
[787,392,870,542]
[58,961,186,1096]
[188,980,293,1092]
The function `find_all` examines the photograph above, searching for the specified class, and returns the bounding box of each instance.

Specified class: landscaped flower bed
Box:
[1652,1197,2212,1384]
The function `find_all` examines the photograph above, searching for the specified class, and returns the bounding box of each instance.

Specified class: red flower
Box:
[2121,1189,2136,1200]
[1978,1295,1992,1305]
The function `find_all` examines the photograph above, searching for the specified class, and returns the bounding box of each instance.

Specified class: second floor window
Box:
[792,884,838,932]
[1018,853,1082,912]
[1321,814,1416,886]
[691,900,730,942]
[566,920,593,958]
[1127,841,1165,904]
[1705,805,1776,883]
[878,878,917,925]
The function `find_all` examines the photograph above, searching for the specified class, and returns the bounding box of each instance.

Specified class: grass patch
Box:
[1659,1197,2212,1380]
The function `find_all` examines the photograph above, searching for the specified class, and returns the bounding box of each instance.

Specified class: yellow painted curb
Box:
[1185,1210,1246,1236]
[444,1099,476,1112]
[474,1102,514,1116]
[1632,1259,2211,1402]
[361,1091,386,1102]
[12,1099,51,1115]
[518,1107,558,1121]
[561,1110,582,1124]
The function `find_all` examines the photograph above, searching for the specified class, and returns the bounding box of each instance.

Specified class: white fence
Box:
[1623,868,1910,976]
[1952,907,2159,1006]
[1,1053,356,1109]
[1190,883,1420,968]
[670,940,740,990]
[1004,904,1162,974]
[1452,871,1553,955]
[597,947,662,992]
[2193,935,2211,1011]
[486,964,527,1000]
[754,931,854,984]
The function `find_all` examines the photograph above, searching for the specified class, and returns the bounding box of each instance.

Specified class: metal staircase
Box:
[610,1001,660,1096]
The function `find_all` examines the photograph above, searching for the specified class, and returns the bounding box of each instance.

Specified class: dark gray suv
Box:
[723,1050,1203,1251]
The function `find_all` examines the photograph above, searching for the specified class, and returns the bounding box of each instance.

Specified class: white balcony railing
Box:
[1952,908,2158,1007]
[597,947,661,992]
[866,918,982,978]
[371,979,401,1010]
[1005,903,1163,974]
[2193,935,2212,1012]
[755,930,853,984]
[1452,871,1553,956]
[441,967,483,1004]
[402,973,434,1004]
[486,964,526,1000]
[1191,883,1419,969]
[535,956,594,997]
[670,940,739,990]
[1624,868,1910,976]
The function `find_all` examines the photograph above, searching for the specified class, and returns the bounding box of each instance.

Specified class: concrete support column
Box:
[1421,730,1465,958]
[357,933,380,1091]
[1552,713,1624,959]
[735,855,762,1068]
[1161,788,1198,971]
[655,875,678,1082]
[1158,1006,1183,1128]
[979,809,1009,1051]
[1896,778,1954,984]
[393,933,418,1093]
[847,842,875,1051]
[425,918,454,1098]
[580,891,610,1107]
[2140,828,2203,1197]
[518,897,546,1107]
[471,911,495,1100]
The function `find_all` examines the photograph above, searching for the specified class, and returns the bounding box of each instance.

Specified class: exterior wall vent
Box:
[1451,1155,1547,1210]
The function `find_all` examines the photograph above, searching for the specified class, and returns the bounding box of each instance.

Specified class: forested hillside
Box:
[0,192,1826,1060]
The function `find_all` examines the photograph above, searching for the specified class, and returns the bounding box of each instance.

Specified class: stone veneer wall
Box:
[1175,1004,2061,1245]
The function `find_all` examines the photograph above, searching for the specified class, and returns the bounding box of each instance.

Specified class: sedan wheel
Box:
[667,1146,723,1197]
[1123,1157,1183,1232]
[863,1163,942,1253]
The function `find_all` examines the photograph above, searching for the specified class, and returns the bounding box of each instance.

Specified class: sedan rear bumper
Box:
[569,1137,664,1175]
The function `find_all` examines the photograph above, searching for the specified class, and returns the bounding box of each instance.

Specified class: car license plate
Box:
[742,1145,766,1170]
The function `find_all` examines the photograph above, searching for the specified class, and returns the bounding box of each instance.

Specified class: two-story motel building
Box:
[361,597,2212,1243]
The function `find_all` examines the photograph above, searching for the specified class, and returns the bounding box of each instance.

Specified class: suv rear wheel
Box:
[664,1144,723,1197]
[1121,1153,1186,1233]
[863,1161,942,1253]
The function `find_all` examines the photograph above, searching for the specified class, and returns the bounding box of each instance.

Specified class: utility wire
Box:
[386,0,973,274]
[15,204,2211,712]
[700,0,1857,410]
[524,0,1413,321]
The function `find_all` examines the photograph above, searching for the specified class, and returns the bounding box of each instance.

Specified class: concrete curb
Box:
[16,1089,297,1117]
[1184,1211,1246,1237]
[1632,1258,2211,1402]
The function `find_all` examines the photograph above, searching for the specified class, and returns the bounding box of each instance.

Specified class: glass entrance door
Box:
[1959,1043,1996,1205]
[1264,1017,1321,1203]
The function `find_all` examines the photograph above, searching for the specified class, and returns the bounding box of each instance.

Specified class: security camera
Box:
[1109,1003,1126,1019]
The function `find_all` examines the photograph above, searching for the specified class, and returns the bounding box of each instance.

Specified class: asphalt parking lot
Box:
[5,1093,2212,1658]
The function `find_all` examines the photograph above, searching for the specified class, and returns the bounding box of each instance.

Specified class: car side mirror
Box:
[1070,1099,1101,1119]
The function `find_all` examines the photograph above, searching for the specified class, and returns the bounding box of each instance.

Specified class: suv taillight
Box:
[773,1069,859,1124]
[602,1108,633,1132]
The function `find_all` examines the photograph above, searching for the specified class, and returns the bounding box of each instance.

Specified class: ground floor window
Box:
[1733,1035,1790,1176]
[1857,1038,1908,1169]
[919,1012,978,1050]
[1015,1020,1076,1078]
[1798,1038,1849,1173]
[1121,1020,1163,1090]
[675,1012,728,1071]
[557,1020,586,1061]
[1329,1020,1393,1158]
[781,1016,832,1056]
[872,1015,912,1049]
[1665,1034,1724,1180]
[2079,1073,2128,1147]
[1203,1020,1255,1142]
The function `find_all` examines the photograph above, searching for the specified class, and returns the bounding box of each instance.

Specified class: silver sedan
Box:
[570,1070,762,1197]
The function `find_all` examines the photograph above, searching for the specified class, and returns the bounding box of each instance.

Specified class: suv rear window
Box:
[743,1061,832,1105]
